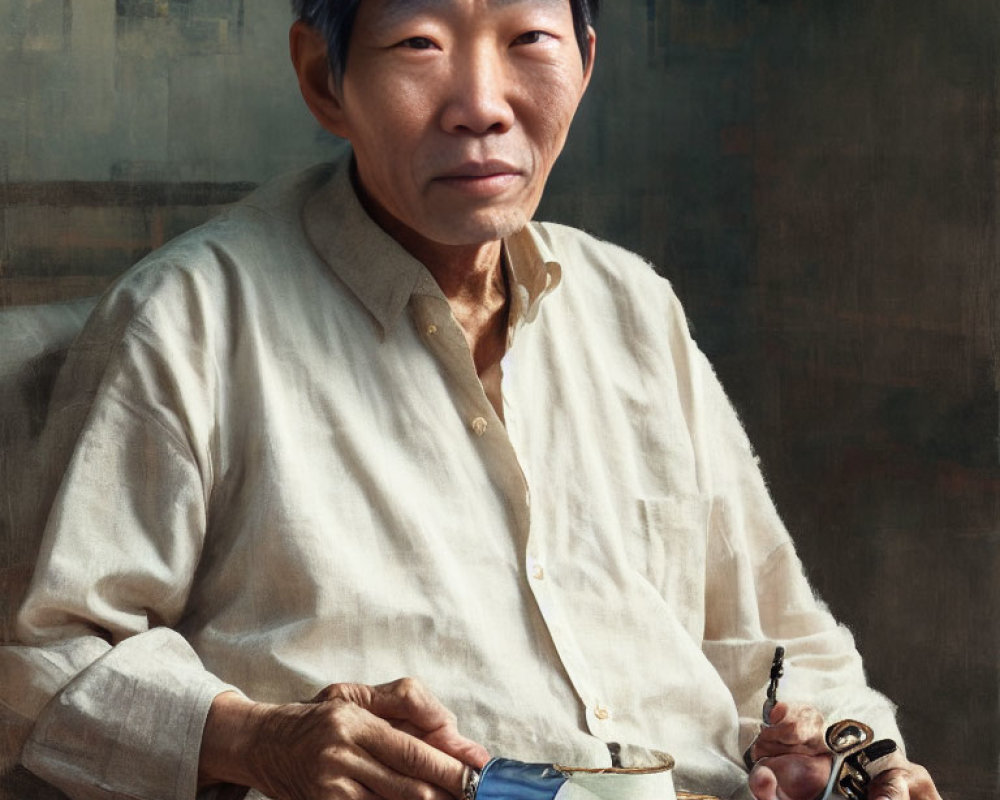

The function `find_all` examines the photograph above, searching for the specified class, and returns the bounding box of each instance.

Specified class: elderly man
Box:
[3,1,941,799]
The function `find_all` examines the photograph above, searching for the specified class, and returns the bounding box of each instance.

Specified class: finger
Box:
[394,719,490,768]
[371,677,456,732]
[747,761,800,800]
[322,775,382,800]
[748,761,779,800]
[356,715,469,797]
[373,678,490,766]
[755,704,826,756]
[320,678,456,733]
[314,681,490,769]
[312,682,374,706]
[749,753,832,800]
[422,725,491,769]
[868,768,912,800]
[326,741,454,800]
[764,703,824,737]
[764,701,792,725]
[869,763,941,800]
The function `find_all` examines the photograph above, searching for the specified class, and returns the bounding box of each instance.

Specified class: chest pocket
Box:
[631,494,711,637]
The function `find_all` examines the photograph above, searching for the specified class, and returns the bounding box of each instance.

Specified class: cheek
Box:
[522,76,583,158]
[387,80,435,131]
[346,75,430,150]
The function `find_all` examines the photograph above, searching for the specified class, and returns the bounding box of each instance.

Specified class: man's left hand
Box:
[746,702,943,800]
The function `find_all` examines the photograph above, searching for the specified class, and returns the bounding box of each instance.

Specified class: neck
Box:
[384,214,508,366]
[354,179,505,308]
[352,172,510,416]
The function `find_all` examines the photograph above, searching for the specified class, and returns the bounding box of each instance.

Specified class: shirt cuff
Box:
[22,628,237,800]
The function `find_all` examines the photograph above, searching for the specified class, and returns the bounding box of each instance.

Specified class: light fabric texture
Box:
[1,154,902,800]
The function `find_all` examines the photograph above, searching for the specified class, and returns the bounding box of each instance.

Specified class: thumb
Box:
[748,762,779,800]
[765,701,791,725]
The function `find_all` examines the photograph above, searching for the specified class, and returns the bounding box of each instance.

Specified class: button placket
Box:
[523,544,602,734]
[416,295,605,714]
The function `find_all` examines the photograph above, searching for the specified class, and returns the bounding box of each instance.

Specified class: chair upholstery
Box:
[0,296,98,641]
[0,297,97,798]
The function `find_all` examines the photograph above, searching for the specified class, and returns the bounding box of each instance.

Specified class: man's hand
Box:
[199,677,490,800]
[746,702,942,800]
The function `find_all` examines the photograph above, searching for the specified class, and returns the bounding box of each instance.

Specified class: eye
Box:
[397,36,437,50]
[512,30,554,46]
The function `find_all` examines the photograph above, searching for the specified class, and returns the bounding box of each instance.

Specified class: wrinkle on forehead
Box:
[369,0,570,27]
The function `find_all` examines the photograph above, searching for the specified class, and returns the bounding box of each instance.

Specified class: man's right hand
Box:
[199,677,490,800]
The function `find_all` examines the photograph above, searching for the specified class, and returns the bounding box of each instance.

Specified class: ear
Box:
[580,26,596,95]
[289,21,350,138]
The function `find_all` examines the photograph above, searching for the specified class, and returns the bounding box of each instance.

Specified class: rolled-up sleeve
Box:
[2,287,236,799]
[14,630,233,800]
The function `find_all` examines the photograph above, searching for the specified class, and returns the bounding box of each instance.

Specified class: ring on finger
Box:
[462,765,481,800]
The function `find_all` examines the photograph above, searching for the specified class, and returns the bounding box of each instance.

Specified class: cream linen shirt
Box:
[2,154,902,800]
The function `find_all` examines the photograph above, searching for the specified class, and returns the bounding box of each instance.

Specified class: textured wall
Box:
[0,0,336,303]
[1,1,998,797]
[543,4,1000,794]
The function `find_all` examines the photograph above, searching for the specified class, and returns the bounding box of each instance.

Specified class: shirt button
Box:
[426,323,438,335]
[531,564,545,580]
[594,706,611,721]
[470,416,488,436]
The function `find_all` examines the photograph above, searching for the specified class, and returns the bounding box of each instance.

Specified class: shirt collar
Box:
[302,151,562,335]
[504,226,562,331]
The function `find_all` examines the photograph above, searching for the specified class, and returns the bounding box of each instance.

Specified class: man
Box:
[1,1,941,799]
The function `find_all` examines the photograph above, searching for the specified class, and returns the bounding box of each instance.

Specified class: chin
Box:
[427,207,532,247]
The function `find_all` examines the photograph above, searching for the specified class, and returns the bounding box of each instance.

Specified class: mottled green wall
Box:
[548,3,999,795]
[2,0,998,797]
[547,3,999,796]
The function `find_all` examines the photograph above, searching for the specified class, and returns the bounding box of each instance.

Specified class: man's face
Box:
[325,0,594,248]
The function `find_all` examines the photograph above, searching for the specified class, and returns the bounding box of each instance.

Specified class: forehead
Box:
[362,0,571,25]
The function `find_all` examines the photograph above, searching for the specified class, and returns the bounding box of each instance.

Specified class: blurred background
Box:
[1,1,997,797]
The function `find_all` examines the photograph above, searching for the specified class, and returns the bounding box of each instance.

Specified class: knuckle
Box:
[314,682,362,709]
[321,741,352,766]
[311,686,333,703]
[394,677,427,715]
[412,784,442,800]
[325,776,357,798]
[874,770,907,799]
[323,705,358,741]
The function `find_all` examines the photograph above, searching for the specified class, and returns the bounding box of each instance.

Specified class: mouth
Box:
[432,160,523,196]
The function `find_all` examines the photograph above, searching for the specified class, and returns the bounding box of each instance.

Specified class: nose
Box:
[439,44,515,136]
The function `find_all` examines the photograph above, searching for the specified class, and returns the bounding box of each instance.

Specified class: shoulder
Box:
[91,163,338,338]
[116,164,333,301]
[527,220,691,337]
